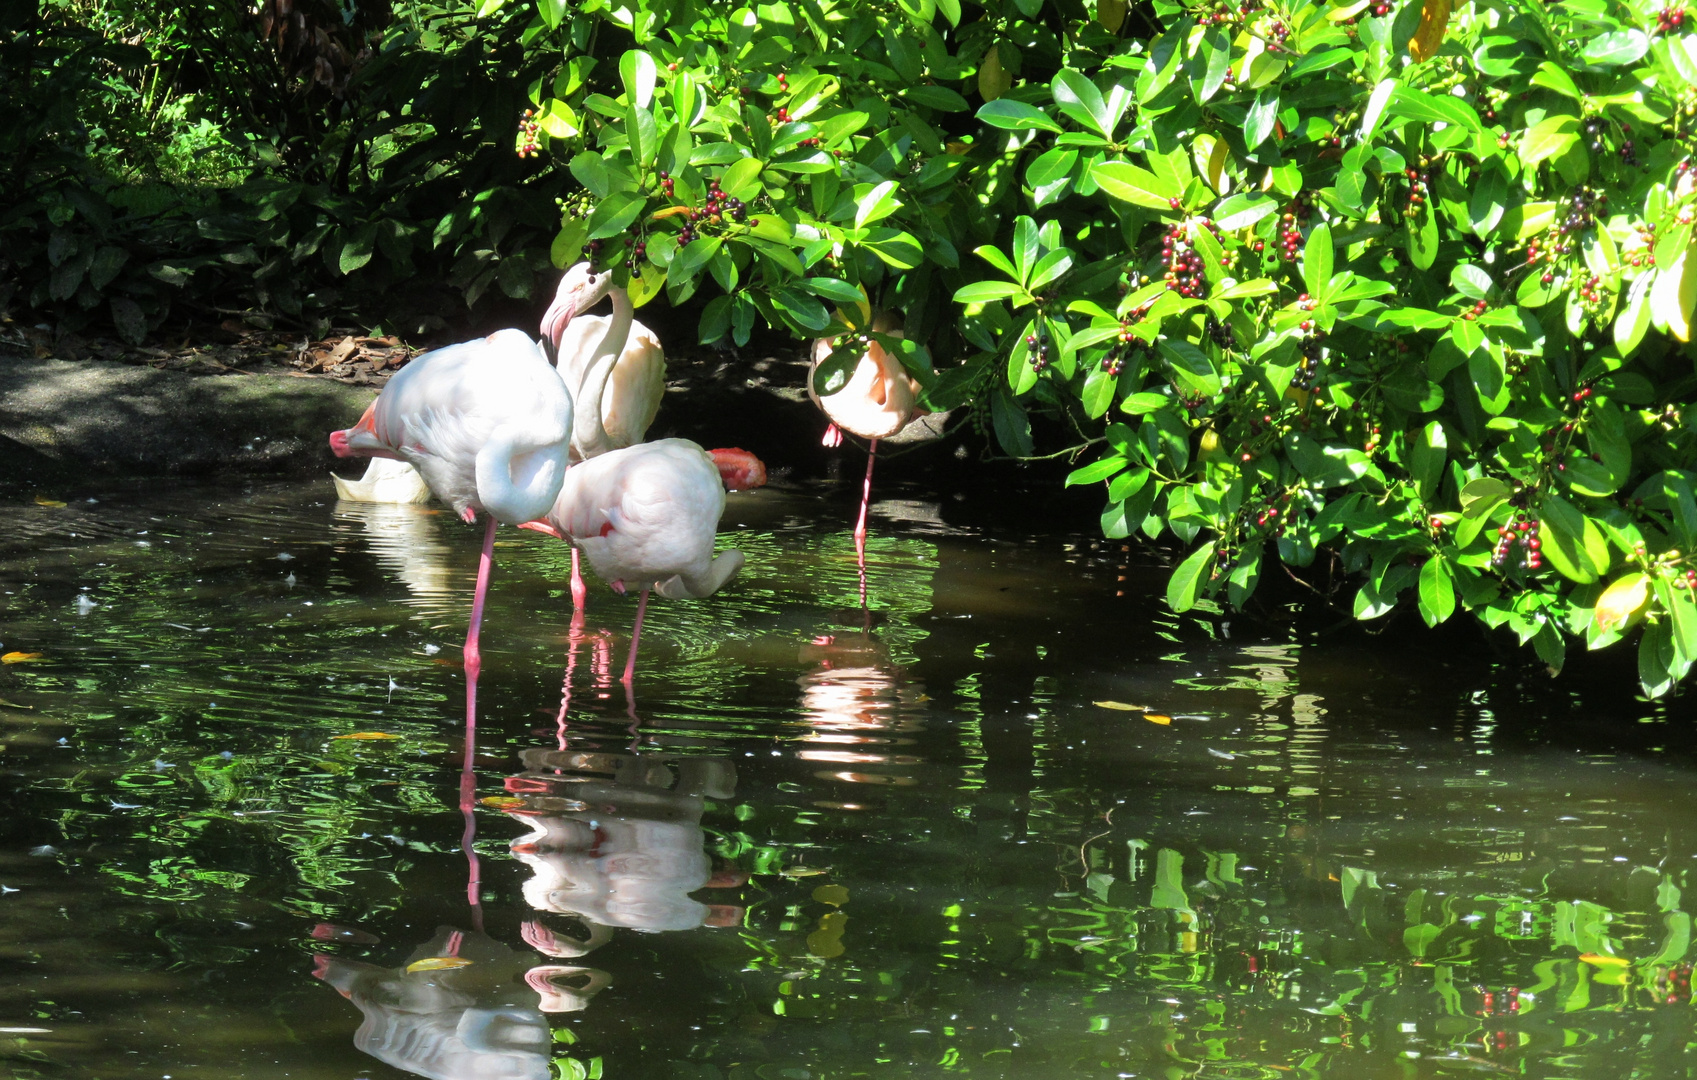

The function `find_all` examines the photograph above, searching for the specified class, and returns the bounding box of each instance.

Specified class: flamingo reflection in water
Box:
[796,628,929,790]
[312,928,555,1080]
[506,747,747,937]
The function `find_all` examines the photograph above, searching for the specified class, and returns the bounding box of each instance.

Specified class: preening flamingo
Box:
[328,262,612,682]
[809,311,923,597]
[519,439,767,685]
[547,276,669,608]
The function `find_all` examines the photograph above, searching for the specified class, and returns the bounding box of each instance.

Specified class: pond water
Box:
[1,469,1694,1080]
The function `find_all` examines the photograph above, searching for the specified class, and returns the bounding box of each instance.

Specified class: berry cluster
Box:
[1294,329,1326,390]
[580,238,603,259]
[1671,567,1697,592]
[1253,494,1291,533]
[626,239,648,273]
[676,179,753,246]
[1025,329,1052,372]
[1402,167,1430,219]
[1268,19,1290,45]
[1460,297,1488,321]
[1491,514,1543,572]
[1205,314,1235,350]
[1275,195,1312,261]
[1368,0,1391,14]
[1619,123,1639,166]
[1657,5,1688,32]
[1581,116,1609,155]
[1558,186,1606,236]
[660,170,675,198]
[1162,221,1218,300]
[1577,273,1604,306]
[517,109,542,159]
[1629,221,1656,267]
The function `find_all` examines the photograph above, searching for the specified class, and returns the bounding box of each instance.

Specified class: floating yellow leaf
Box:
[1579,953,1631,967]
[33,496,66,508]
[1594,572,1650,633]
[1,652,43,664]
[331,731,402,741]
[782,866,827,878]
[406,956,473,972]
[813,884,850,907]
[479,796,524,810]
[1094,700,1147,711]
[1144,713,1174,725]
[1407,0,1452,63]
[1097,0,1127,33]
[979,42,1011,102]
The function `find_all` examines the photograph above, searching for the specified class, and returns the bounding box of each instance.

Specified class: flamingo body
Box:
[554,313,666,460]
[332,456,434,504]
[808,315,921,440]
[534,439,745,599]
[332,329,573,526]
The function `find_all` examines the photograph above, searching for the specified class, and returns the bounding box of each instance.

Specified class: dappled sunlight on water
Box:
[1,476,1695,1078]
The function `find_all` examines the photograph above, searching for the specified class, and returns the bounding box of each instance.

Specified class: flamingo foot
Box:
[609,579,627,596]
[460,506,478,524]
[822,423,843,449]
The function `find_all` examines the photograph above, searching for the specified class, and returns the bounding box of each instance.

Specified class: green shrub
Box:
[508,0,1697,695]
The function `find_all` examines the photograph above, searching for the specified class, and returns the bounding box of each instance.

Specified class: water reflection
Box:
[505,747,742,933]
[312,927,552,1080]
[332,501,463,620]
[796,627,927,788]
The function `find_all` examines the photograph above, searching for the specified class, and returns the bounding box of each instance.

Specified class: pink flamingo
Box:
[809,312,922,600]
[328,262,614,686]
[545,275,667,610]
[520,439,766,686]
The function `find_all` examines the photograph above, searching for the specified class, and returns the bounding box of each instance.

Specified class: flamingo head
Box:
[540,262,616,357]
[709,448,768,491]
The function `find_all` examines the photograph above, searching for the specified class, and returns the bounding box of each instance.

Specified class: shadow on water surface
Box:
[0,475,1694,1079]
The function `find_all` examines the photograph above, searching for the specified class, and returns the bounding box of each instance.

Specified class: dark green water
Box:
[1,475,1694,1080]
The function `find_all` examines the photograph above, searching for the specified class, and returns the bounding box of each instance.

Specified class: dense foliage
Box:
[3,0,565,339]
[501,0,1697,695]
[12,0,1697,695]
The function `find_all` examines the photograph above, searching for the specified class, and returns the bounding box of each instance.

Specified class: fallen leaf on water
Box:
[331,731,402,741]
[1,652,43,664]
[33,496,66,508]
[1144,713,1173,725]
[406,956,473,972]
[480,796,524,810]
[0,699,34,709]
[781,866,828,878]
[1579,952,1631,967]
[1094,700,1148,711]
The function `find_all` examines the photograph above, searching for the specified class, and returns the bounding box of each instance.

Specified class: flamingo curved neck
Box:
[578,287,635,452]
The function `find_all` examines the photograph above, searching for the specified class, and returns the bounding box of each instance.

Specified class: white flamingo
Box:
[520,439,766,685]
[328,262,613,680]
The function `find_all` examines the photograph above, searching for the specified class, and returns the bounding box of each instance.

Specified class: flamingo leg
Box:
[621,586,651,687]
[570,546,587,611]
[854,437,879,605]
[463,515,498,681]
[554,604,586,750]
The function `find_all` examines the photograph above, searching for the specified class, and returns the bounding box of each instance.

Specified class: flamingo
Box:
[808,311,922,599]
[544,276,668,608]
[328,261,613,685]
[519,439,767,685]
[331,456,434,503]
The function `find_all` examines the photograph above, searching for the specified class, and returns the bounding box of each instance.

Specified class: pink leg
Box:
[570,546,587,611]
[621,586,650,687]
[855,438,878,605]
[554,606,587,750]
[463,516,498,681]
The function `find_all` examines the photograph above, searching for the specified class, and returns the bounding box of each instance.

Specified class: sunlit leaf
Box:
[406,956,474,972]
[331,731,402,741]
[1,652,43,663]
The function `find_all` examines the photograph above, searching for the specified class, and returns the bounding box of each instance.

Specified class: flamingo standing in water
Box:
[520,439,767,686]
[328,262,614,682]
[809,311,922,598]
[544,276,668,609]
